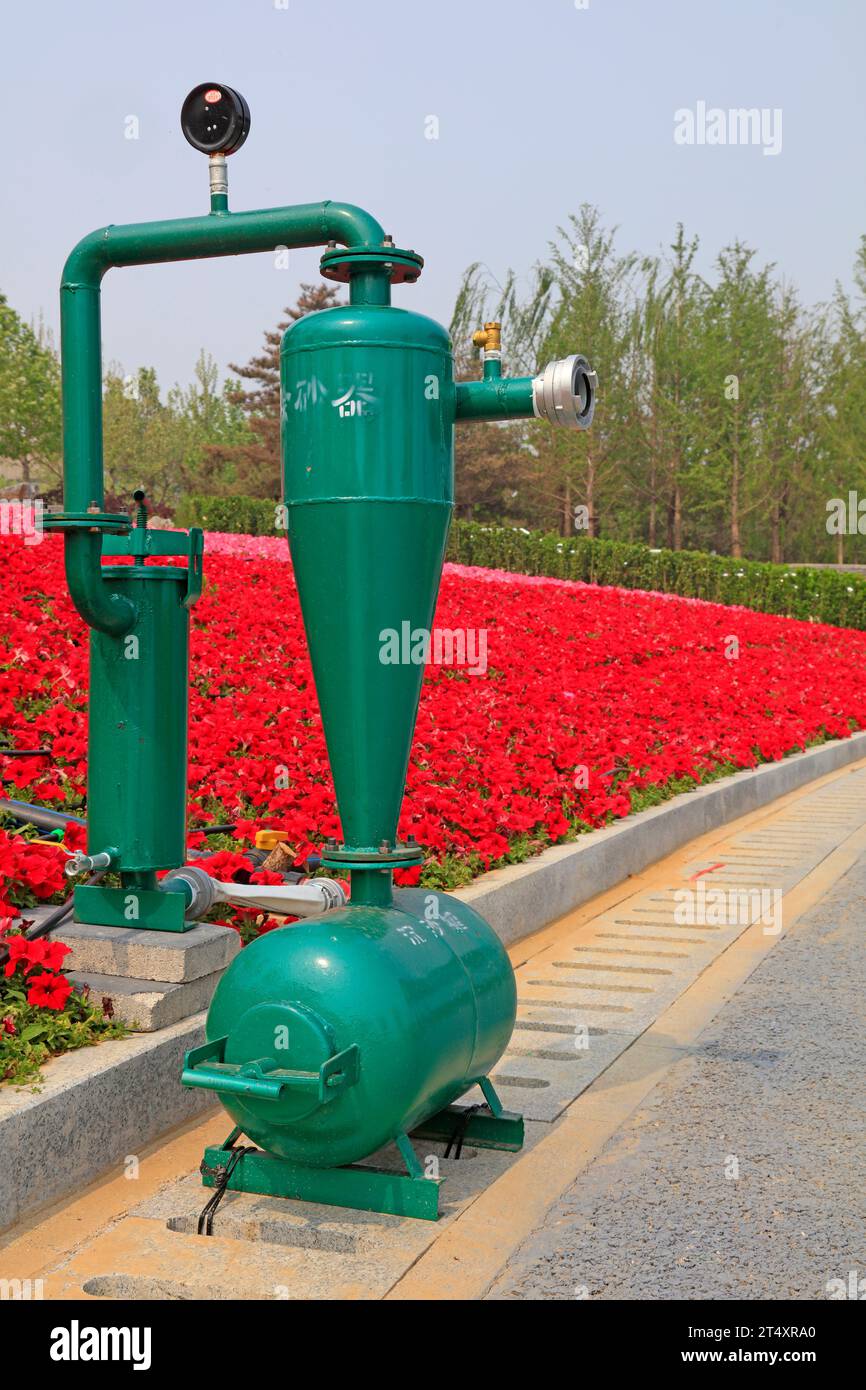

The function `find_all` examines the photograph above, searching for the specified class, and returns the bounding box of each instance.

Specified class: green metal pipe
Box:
[59,199,386,618]
[64,532,136,636]
[348,268,391,306]
[122,870,158,893]
[62,202,384,510]
[350,869,394,908]
[454,375,535,423]
[62,201,385,287]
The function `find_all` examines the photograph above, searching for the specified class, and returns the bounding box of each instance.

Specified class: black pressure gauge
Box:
[180,83,250,155]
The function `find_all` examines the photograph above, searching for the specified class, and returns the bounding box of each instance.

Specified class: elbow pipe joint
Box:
[59,200,387,618]
[61,200,387,291]
[64,532,137,636]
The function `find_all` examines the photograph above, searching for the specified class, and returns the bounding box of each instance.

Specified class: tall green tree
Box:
[818,238,866,563]
[632,226,705,549]
[0,294,61,487]
[540,206,638,537]
[698,243,779,557]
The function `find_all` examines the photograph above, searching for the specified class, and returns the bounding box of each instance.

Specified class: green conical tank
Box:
[281,303,454,852]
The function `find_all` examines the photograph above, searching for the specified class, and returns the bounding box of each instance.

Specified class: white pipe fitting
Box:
[161,864,346,920]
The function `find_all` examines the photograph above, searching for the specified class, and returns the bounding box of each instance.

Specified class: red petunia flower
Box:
[26,972,73,1011]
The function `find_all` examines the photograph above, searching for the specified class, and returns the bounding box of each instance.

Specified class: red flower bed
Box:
[3,530,866,914]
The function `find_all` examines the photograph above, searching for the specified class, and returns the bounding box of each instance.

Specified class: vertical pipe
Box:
[348,268,391,306]
[60,282,104,512]
[350,869,394,907]
[122,870,158,892]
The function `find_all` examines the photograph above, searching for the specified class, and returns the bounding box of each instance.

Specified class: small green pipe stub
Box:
[319,243,424,284]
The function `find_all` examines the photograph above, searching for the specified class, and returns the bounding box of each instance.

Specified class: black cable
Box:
[0,798,86,831]
[197,1137,255,1235]
[443,1103,485,1160]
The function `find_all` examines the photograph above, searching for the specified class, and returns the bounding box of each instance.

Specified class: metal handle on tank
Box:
[182,1036,361,1104]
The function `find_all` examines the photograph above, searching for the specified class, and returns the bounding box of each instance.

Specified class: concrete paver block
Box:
[50,919,239,983]
[70,968,225,1032]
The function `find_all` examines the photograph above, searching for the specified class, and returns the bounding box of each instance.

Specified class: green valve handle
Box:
[181,1036,360,1105]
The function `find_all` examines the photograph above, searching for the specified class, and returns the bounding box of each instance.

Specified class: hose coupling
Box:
[532,354,597,430]
[64,849,116,877]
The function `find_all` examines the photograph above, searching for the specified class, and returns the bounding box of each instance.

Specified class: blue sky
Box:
[3,0,865,387]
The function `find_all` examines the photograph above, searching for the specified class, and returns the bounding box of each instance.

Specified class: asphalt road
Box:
[490,851,866,1300]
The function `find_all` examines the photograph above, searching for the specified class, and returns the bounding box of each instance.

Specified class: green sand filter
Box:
[46,86,595,1220]
[185,248,595,1218]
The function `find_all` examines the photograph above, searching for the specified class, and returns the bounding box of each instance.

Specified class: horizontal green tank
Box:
[202,888,516,1168]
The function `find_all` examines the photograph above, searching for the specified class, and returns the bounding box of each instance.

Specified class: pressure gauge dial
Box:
[180,83,250,155]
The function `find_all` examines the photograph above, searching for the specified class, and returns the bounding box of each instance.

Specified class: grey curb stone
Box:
[455,732,866,946]
[0,1014,210,1234]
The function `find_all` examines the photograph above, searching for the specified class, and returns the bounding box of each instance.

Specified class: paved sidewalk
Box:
[489,847,866,1300]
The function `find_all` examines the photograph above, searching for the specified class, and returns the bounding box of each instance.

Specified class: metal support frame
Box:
[197,1079,523,1223]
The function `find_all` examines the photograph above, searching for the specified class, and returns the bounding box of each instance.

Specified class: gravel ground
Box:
[490,853,866,1300]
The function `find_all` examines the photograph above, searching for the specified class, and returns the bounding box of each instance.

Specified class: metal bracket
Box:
[198,1134,442,1222]
[73,882,194,933]
[101,526,205,607]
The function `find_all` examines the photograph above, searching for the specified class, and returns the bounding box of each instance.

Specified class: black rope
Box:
[197,1134,255,1236]
[443,1103,485,1160]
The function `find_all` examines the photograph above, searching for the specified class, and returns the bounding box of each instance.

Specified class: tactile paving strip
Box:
[464,765,866,1122]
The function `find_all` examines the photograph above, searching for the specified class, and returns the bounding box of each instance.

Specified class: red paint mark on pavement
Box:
[689,862,726,882]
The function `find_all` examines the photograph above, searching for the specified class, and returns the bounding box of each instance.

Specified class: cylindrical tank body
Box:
[205,888,516,1168]
[87,566,189,871]
[280,305,455,851]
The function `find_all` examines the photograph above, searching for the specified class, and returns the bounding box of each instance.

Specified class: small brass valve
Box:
[472,321,502,353]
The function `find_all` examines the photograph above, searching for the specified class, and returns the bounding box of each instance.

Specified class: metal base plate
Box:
[74,884,195,933]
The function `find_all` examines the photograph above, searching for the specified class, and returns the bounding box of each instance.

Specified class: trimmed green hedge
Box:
[175,495,866,630]
[175,495,278,536]
[446,524,866,630]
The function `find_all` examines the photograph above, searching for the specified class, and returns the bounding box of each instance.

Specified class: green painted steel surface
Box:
[194,888,517,1169]
[74,882,189,931]
[281,304,454,856]
[87,567,189,873]
[454,374,535,421]
[58,201,386,631]
[55,196,388,902]
[200,1142,443,1220]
